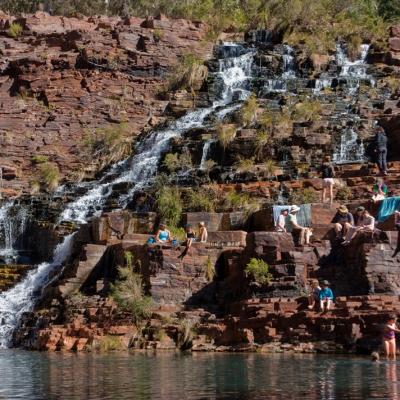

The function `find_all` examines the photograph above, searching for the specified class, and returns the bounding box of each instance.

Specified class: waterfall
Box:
[336,43,370,79]
[199,139,216,170]
[262,45,296,94]
[313,78,332,93]
[0,43,256,347]
[0,233,74,347]
[60,44,255,222]
[332,43,371,164]
[282,45,296,79]
[0,202,29,264]
[332,128,366,164]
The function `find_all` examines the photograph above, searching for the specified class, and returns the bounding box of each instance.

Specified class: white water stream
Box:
[0,43,255,346]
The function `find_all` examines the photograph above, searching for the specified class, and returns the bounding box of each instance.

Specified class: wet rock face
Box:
[0,12,212,197]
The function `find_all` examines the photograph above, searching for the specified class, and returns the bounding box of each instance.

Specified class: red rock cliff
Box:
[0,11,212,196]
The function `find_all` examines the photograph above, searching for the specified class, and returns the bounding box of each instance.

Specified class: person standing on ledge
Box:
[320,156,335,204]
[374,126,388,176]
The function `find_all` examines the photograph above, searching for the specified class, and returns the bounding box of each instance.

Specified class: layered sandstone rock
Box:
[0,12,212,197]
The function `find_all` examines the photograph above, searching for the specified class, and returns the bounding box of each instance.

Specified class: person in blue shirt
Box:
[319,280,334,312]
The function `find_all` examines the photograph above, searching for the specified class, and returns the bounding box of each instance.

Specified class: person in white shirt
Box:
[342,206,375,245]
[276,209,289,232]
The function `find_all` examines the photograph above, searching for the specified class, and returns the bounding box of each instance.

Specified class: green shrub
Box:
[240,94,258,127]
[245,258,272,285]
[153,28,164,41]
[169,226,186,241]
[163,152,192,173]
[165,54,208,93]
[177,318,196,350]
[292,99,322,122]
[111,266,152,325]
[289,188,318,204]
[335,185,353,201]
[84,123,130,167]
[31,155,49,164]
[255,130,270,157]
[185,188,215,212]
[217,124,237,149]
[155,186,182,227]
[7,22,23,38]
[205,256,215,282]
[234,157,256,173]
[262,159,277,177]
[99,335,122,352]
[39,162,60,191]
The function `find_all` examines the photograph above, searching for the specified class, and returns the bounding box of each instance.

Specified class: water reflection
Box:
[0,351,400,399]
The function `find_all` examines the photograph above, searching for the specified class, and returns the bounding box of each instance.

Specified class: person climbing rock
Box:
[342,206,375,245]
[275,209,289,232]
[371,177,388,202]
[320,156,335,204]
[288,205,312,245]
[373,126,388,176]
[319,280,334,313]
[332,205,354,239]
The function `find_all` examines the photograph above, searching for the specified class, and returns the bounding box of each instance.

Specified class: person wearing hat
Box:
[342,206,375,245]
[319,280,334,312]
[288,205,312,245]
[332,205,354,238]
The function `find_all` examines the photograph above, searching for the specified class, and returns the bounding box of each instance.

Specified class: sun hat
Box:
[290,205,300,213]
[338,205,348,213]
[322,280,329,286]
[356,206,365,212]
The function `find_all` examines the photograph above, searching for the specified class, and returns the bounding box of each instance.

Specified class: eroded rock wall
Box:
[0,12,212,196]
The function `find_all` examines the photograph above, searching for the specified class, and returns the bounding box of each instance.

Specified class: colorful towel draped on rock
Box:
[377,197,400,222]
[273,204,312,231]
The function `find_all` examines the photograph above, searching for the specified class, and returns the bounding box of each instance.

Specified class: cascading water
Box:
[332,128,366,164]
[199,139,216,170]
[331,43,371,164]
[263,44,296,93]
[0,202,29,264]
[0,233,74,347]
[0,43,256,346]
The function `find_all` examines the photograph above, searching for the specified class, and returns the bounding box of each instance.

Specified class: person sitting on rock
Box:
[288,205,312,245]
[373,126,388,176]
[156,223,172,243]
[275,209,289,232]
[382,315,400,360]
[178,224,196,260]
[308,279,321,310]
[320,156,335,205]
[332,205,354,239]
[342,206,375,246]
[319,280,334,313]
[198,221,208,243]
[371,177,388,202]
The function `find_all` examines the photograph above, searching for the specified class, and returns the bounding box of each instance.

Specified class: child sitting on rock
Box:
[319,280,334,313]
[308,280,321,310]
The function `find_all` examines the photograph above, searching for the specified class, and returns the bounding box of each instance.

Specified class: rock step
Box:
[58,244,108,298]
[0,264,35,292]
